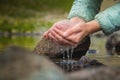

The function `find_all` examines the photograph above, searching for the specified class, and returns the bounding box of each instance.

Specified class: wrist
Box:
[86,20,101,34]
[70,17,85,23]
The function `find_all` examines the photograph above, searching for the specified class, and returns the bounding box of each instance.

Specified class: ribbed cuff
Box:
[68,0,103,22]
[95,3,120,35]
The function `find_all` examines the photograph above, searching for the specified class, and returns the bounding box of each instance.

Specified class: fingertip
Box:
[63,28,74,37]
[63,32,67,37]
[63,31,70,37]
[43,33,46,37]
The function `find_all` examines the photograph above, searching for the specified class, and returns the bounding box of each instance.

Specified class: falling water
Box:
[66,47,70,60]
[70,47,74,71]
[34,37,76,71]
[62,46,75,71]
[60,48,65,69]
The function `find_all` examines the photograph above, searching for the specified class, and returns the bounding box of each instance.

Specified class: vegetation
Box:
[0,0,74,34]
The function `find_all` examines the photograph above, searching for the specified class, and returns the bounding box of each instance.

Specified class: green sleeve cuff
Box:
[95,3,120,35]
[68,0,103,22]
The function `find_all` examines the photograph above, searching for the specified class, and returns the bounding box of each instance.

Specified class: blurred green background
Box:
[0,0,74,50]
[0,0,119,66]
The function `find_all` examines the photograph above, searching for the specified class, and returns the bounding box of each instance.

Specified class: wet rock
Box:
[0,46,119,80]
[55,56,105,72]
[87,49,99,54]
[67,67,120,80]
[0,46,67,80]
[34,36,90,59]
[105,31,120,55]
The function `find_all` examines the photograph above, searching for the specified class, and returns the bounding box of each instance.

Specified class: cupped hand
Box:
[63,22,90,44]
[43,17,86,46]
[43,20,75,45]
[63,20,101,45]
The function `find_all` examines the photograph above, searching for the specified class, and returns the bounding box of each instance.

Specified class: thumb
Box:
[63,23,81,37]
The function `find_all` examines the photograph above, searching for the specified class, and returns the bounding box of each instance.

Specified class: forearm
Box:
[68,0,103,22]
[86,20,101,34]
[66,17,101,37]
[95,3,120,35]
[69,17,101,34]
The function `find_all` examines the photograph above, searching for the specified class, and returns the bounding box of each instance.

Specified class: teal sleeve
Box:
[95,3,120,35]
[68,0,103,22]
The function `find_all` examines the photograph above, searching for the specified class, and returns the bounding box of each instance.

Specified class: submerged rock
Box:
[0,46,67,80]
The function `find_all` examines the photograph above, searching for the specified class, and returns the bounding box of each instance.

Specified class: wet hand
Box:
[43,20,75,45]
[43,17,86,46]
[63,20,101,45]
[63,22,89,45]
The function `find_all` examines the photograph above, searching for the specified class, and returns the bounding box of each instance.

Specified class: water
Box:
[0,36,40,51]
[57,46,75,72]
[0,35,120,72]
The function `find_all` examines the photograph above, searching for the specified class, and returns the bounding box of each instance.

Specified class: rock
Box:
[67,67,120,80]
[0,46,119,80]
[105,31,120,55]
[87,49,99,54]
[55,56,105,72]
[34,36,90,59]
[0,46,67,80]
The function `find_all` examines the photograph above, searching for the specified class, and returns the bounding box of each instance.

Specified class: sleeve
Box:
[95,3,120,35]
[68,0,103,22]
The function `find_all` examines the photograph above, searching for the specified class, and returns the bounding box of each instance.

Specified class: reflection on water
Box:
[0,35,40,51]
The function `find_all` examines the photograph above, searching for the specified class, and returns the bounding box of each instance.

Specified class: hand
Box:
[43,17,85,46]
[63,22,89,44]
[43,20,74,45]
[63,20,101,45]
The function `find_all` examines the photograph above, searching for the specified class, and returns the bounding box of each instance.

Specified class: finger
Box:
[50,29,75,46]
[53,28,78,46]
[75,32,87,43]
[65,34,79,44]
[52,28,76,45]
[67,32,86,44]
[63,23,82,37]
[51,30,73,45]
[43,31,49,38]
[53,28,64,37]
[48,33,58,43]
[54,27,80,44]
